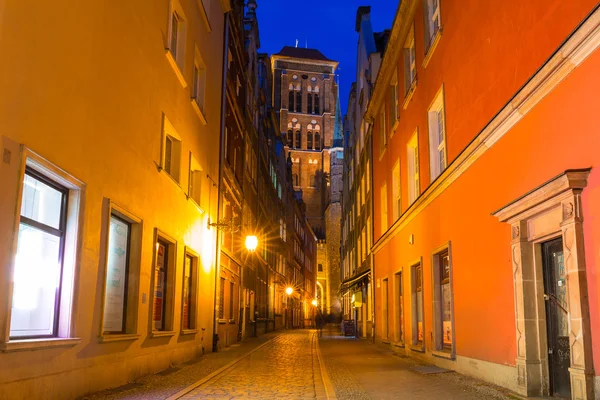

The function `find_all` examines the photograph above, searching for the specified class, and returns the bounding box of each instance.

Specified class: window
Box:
[102,206,142,336]
[389,71,399,126]
[167,1,186,69]
[292,173,299,186]
[380,182,388,235]
[295,130,301,149]
[314,132,321,151]
[295,90,302,113]
[152,233,176,332]
[192,48,207,115]
[391,160,401,221]
[318,263,323,272]
[433,248,453,352]
[394,272,404,343]
[287,129,293,147]
[310,174,316,188]
[379,110,387,154]
[314,94,320,114]
[407,131,420,204]
[382,278,389,340]
[219,277,225,319]
[307,93,313,114]
[404,24,417,95]
[229,281,235,321]
[182,252,197,331]
[307,131,313,150]
[288,89,294,111]
[189,154,203,207]
[162,115,182,182]
[411,263,424,346]
[10,169,68,338]
[423,0,441,50]
[428,87,447,181]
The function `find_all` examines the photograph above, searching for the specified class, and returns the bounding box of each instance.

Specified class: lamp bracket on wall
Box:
[207,216,243,233]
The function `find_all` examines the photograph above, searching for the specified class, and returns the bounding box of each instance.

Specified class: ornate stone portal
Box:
[493,169,594,399]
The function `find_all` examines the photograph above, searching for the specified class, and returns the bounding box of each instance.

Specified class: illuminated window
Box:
[152,233,176,331]
[407,131,420,204]
[423,0,441,50]
[404,24,417,95]
[10,170,68,338]
[428,87,446,181]
[102,208,142,335]
[411,263,424,346]
[434,249,453,352]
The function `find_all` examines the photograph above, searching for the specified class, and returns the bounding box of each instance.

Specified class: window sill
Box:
[410,344,425,353]
[196,0,212,32]
[390,120,399,139]
[159,168,182,190]
[432,349,455,360]
[392,341,405,348]
[150,330,176,338]
[191,99,208,125]
[422,30,442,69]
[187,196,206,214]
[403,79,417,110]
[228,319,236,324]
[165,49,188,88]
[98,333,141,343]
[218,319,227,324]
[378,147,387,161]
[1,337,81,352]
[180,329,199,336]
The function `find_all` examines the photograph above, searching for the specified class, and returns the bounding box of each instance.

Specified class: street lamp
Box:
[285,286,294,296]
[245,235,258,252]
[311,299,318,307]
[285,286,294,329]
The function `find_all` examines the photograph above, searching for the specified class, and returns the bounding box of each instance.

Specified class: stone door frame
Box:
[493,169,594,399]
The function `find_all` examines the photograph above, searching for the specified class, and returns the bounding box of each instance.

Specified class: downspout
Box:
[212,11,230,353]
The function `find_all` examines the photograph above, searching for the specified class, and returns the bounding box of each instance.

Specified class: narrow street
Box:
[83,330,520,400]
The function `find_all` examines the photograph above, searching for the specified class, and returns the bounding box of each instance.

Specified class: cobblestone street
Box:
[83,329,525,400]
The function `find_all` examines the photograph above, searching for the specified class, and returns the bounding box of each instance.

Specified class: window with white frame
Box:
[167,1,186,67]
[8,156,84,342]
[404,24,417,95]
[192,47,207,113]
[380,182,388,235]
[391,160,401,221]
[407,131,420,204]
[162,115,182,182]
[389,71,399,125]
[428,88,446,181]
[102,205,142,335]
[433,248,453,352]
[412,262,424,346]
[379,110,387,154]
[423,0,441,50]
[189,153,203,207]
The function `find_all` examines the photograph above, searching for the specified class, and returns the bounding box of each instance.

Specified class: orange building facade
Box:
[368,1,600,398]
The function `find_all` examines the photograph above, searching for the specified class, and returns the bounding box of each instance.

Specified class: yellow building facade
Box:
[0,0,226,398]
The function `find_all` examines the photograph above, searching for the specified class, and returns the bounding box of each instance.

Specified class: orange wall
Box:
[372,0,600,368]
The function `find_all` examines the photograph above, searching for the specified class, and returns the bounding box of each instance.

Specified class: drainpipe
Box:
[212,11,230,353]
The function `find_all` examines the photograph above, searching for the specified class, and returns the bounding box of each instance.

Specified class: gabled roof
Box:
[274,46,332,61]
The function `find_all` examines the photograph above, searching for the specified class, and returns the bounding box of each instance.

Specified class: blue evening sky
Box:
[255,0,400,115]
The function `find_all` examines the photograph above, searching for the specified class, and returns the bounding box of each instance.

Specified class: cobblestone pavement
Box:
[81,332,279,400]
[319,328,521,400]
[179,331,326,399]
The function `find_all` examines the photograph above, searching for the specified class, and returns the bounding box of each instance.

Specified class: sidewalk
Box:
[318,328,522,400]
[80,332,280,400]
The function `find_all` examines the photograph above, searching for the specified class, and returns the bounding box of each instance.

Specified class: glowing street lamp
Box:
[311,299,318,307]
[285,286,294,296]
[245,235,258,252]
